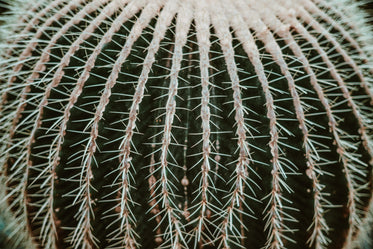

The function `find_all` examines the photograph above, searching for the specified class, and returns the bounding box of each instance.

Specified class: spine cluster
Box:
[0,0,372,248]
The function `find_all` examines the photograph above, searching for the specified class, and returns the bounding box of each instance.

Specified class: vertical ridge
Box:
[190,0,211,243]
[263,15,333,248]
[211,1,259,248]
[97,1,164,247]
[1,0,87,115]
[111,1,181,248]
[274,6,372,247]
[17,1,136,248]
[150,2,192,247]
[228,2,286,247]
[301,0,373,75]
[94,1,164,248]
[296,6,373,105]
[51,2,142,249]
[4,0,67,59]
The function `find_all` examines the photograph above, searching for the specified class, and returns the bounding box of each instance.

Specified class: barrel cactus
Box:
[0,0,372,248]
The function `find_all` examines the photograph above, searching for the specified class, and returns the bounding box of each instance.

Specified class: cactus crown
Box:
[0,0,373,248]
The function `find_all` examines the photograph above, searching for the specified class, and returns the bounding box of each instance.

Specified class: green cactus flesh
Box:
[0,0,373,248]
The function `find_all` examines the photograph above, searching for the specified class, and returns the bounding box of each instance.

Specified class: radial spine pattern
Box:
[0,0,373,249]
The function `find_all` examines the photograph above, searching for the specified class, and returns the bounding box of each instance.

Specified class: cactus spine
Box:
[0,0,373,248]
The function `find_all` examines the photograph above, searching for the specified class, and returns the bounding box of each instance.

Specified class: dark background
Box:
[0,0,7,15]
[362,1,373,21]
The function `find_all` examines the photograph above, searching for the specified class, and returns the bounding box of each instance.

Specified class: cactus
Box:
[0,0,373,248]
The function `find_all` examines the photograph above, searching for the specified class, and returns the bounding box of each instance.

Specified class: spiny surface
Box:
[0,0,373,248]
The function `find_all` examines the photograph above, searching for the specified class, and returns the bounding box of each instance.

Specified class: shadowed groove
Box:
[295,6,373,106]
[40,4,152,249]
[1,1,98,246]
[61,2,158,249]
[100,2,166,248]
[245,5,348,248]
[234,2,309,248]
[295,35,359,248]
[298,1,373,137]
[200,32,244,249]
[136,2,185,247]
[3,0,67,59]
[92,14,157,249]
[92,1,169,248]
[311,0,373,76]
[296,18,371,210]
[282,5,373,245]
[311,0,365,38]
[1,0,87,115]
[0,0,46,57]
[150,2,193,247]
[256,21,314,249]
[141,28,179,247]
[226,5,286,249]
[17,0,111,118]
[301,0,373,75]
[210,1,260,248]
[15,2,140,248]
[291,2,373,157]
[264,4,373,245]
[261,15,333,248]
[47,2,142,249]
[230,30,271,249]
[0,1,100,192]
[49,0,121,93]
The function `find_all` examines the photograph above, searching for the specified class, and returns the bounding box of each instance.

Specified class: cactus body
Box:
[0,0,373,248]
